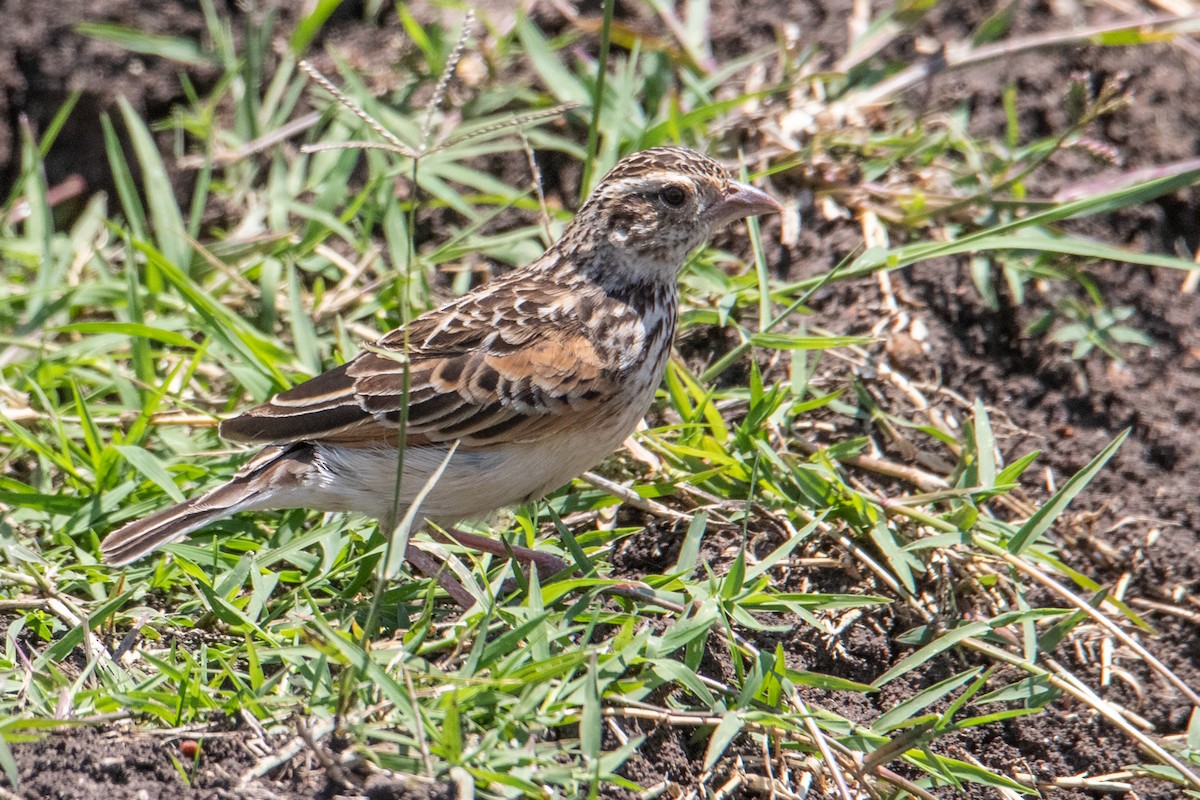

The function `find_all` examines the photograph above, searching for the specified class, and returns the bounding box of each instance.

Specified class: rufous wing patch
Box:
[219,315,613,450]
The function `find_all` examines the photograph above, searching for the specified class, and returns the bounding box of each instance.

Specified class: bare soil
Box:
[3,1,1199,798]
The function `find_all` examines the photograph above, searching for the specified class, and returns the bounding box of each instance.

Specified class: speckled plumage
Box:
[100,147,781,571]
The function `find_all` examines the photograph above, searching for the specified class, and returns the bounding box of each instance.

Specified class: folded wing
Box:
[219,290,611,449]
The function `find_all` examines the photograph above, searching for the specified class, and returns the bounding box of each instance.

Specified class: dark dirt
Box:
[4,0,1200,798]
[11,728,262,799]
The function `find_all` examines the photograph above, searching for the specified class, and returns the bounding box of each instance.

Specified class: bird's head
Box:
[564,147,782,284]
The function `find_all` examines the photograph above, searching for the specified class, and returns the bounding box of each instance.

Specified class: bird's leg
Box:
[428,527,572,578]
[404,543,476,608]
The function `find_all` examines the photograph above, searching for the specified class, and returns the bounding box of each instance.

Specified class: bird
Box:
[100,146,781,598]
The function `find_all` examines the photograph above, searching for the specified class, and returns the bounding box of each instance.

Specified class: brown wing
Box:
[218,286,612,449]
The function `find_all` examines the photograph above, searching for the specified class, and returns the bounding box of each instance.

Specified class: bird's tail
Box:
[100,488,242,565]
[101,445,308,566]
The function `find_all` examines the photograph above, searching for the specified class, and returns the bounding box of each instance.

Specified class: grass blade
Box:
[1008,429,1128,554]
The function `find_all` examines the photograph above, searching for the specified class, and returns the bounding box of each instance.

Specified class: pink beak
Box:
[707,180,783,227]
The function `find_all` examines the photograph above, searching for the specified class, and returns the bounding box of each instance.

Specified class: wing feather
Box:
[218,287,616,449]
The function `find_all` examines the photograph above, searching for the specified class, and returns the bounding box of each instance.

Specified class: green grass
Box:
[3,3,1200,798]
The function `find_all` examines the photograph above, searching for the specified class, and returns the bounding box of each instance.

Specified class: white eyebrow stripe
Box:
[617,174,700,193]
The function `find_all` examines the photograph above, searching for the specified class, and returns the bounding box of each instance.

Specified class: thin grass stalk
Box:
[580,0,616,202]
[518,128,553,244]
[420,11,474,152]
[438,103,579,150]
[794,696,856,800]
[386,441,460,581]
[298,59,415,156]
[984,541,1200,707]
[359,155,421,647]
[740,159,772,332]
[963,637,1200,790]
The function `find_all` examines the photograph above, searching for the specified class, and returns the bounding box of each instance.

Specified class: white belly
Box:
[294,394,649,526]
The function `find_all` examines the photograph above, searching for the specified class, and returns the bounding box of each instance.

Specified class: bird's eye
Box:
[658,185,687,207]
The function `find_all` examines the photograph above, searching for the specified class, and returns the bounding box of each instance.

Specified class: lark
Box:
[101,147,781,592]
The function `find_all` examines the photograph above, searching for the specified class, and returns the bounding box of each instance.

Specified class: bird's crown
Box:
[598,146,732,185]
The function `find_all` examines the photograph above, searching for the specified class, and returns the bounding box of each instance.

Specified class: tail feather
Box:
[101,444,311,566]
[100,484,249,565]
